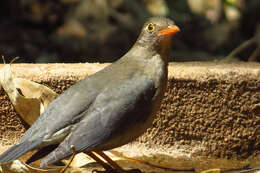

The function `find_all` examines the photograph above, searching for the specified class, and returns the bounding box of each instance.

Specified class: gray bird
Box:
[0,17,180,172]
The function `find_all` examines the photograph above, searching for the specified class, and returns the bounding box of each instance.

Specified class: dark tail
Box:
[0,139,42,164]
[26,144,58,164]
[40,141,73,168]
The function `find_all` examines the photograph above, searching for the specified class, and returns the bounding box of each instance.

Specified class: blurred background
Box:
[0,0,259,63]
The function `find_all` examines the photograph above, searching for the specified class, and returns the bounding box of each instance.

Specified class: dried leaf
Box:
[62,153,94,168]
[62,152,120,168]
[16,78,58,111]
[0,160,62,173]
[201,168,221,173]
[0,160,29,173]
[0,64,58,125]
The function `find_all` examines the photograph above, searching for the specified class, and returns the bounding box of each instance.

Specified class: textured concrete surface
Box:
[0,62,259,164]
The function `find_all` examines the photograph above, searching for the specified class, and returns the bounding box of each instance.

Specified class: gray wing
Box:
[0,69,109,164]
[40,75,156,167]
[20,71,107,144]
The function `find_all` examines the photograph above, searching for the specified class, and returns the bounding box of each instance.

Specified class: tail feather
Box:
[0,140,42,164]
[26,144,58,164]
[40,142,73,168]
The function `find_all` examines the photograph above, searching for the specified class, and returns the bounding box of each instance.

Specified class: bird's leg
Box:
[95,151,142,173]
[86,151,115,173]
[94,151,124,172]
[60,145,76,173]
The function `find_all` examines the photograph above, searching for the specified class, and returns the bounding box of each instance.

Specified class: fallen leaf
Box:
[0,64,58,125]
[62,151,120,168]
[0,160,29,173]
[62,153,94,168]
[16,78,58,111]
[0,160,62,173]
[201,168,221,173]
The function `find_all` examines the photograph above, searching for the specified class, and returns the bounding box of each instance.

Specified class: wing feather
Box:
[40,75,156,167]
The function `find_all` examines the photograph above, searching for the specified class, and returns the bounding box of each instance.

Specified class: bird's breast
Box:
[144,54,168,90]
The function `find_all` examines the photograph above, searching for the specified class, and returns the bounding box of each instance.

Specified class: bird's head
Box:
[136,17,180,57]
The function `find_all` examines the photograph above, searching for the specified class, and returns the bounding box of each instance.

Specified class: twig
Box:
[248,45,260,61]
[226,37,256,60]
[1,55,6,64]
[109,153,194,172]
[25,163,60,172]
[10,57,20,65]
[60,145,76,173]
[234,168,260,173]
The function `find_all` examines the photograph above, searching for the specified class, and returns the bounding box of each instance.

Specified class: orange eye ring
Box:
[147,23,155,33]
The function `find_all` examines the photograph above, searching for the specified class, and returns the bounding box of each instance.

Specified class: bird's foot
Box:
[92,168,142,173]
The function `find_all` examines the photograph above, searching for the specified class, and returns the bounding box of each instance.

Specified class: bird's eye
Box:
[147,23,155,33]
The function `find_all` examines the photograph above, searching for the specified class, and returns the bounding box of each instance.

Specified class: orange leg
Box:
[95,151,124,172]
[95,151,141,173]
[86,151,114,173]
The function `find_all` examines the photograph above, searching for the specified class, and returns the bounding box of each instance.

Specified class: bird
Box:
[0,17,180,173]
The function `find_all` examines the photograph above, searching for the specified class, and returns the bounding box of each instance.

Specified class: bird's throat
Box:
[160,36,173,65]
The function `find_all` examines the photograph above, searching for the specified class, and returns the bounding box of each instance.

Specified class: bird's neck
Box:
[125,44,169,85]
[126,44,170,66]
[158,37,173,66]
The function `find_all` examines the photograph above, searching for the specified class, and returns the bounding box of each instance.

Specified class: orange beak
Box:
[158,25,180,36]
